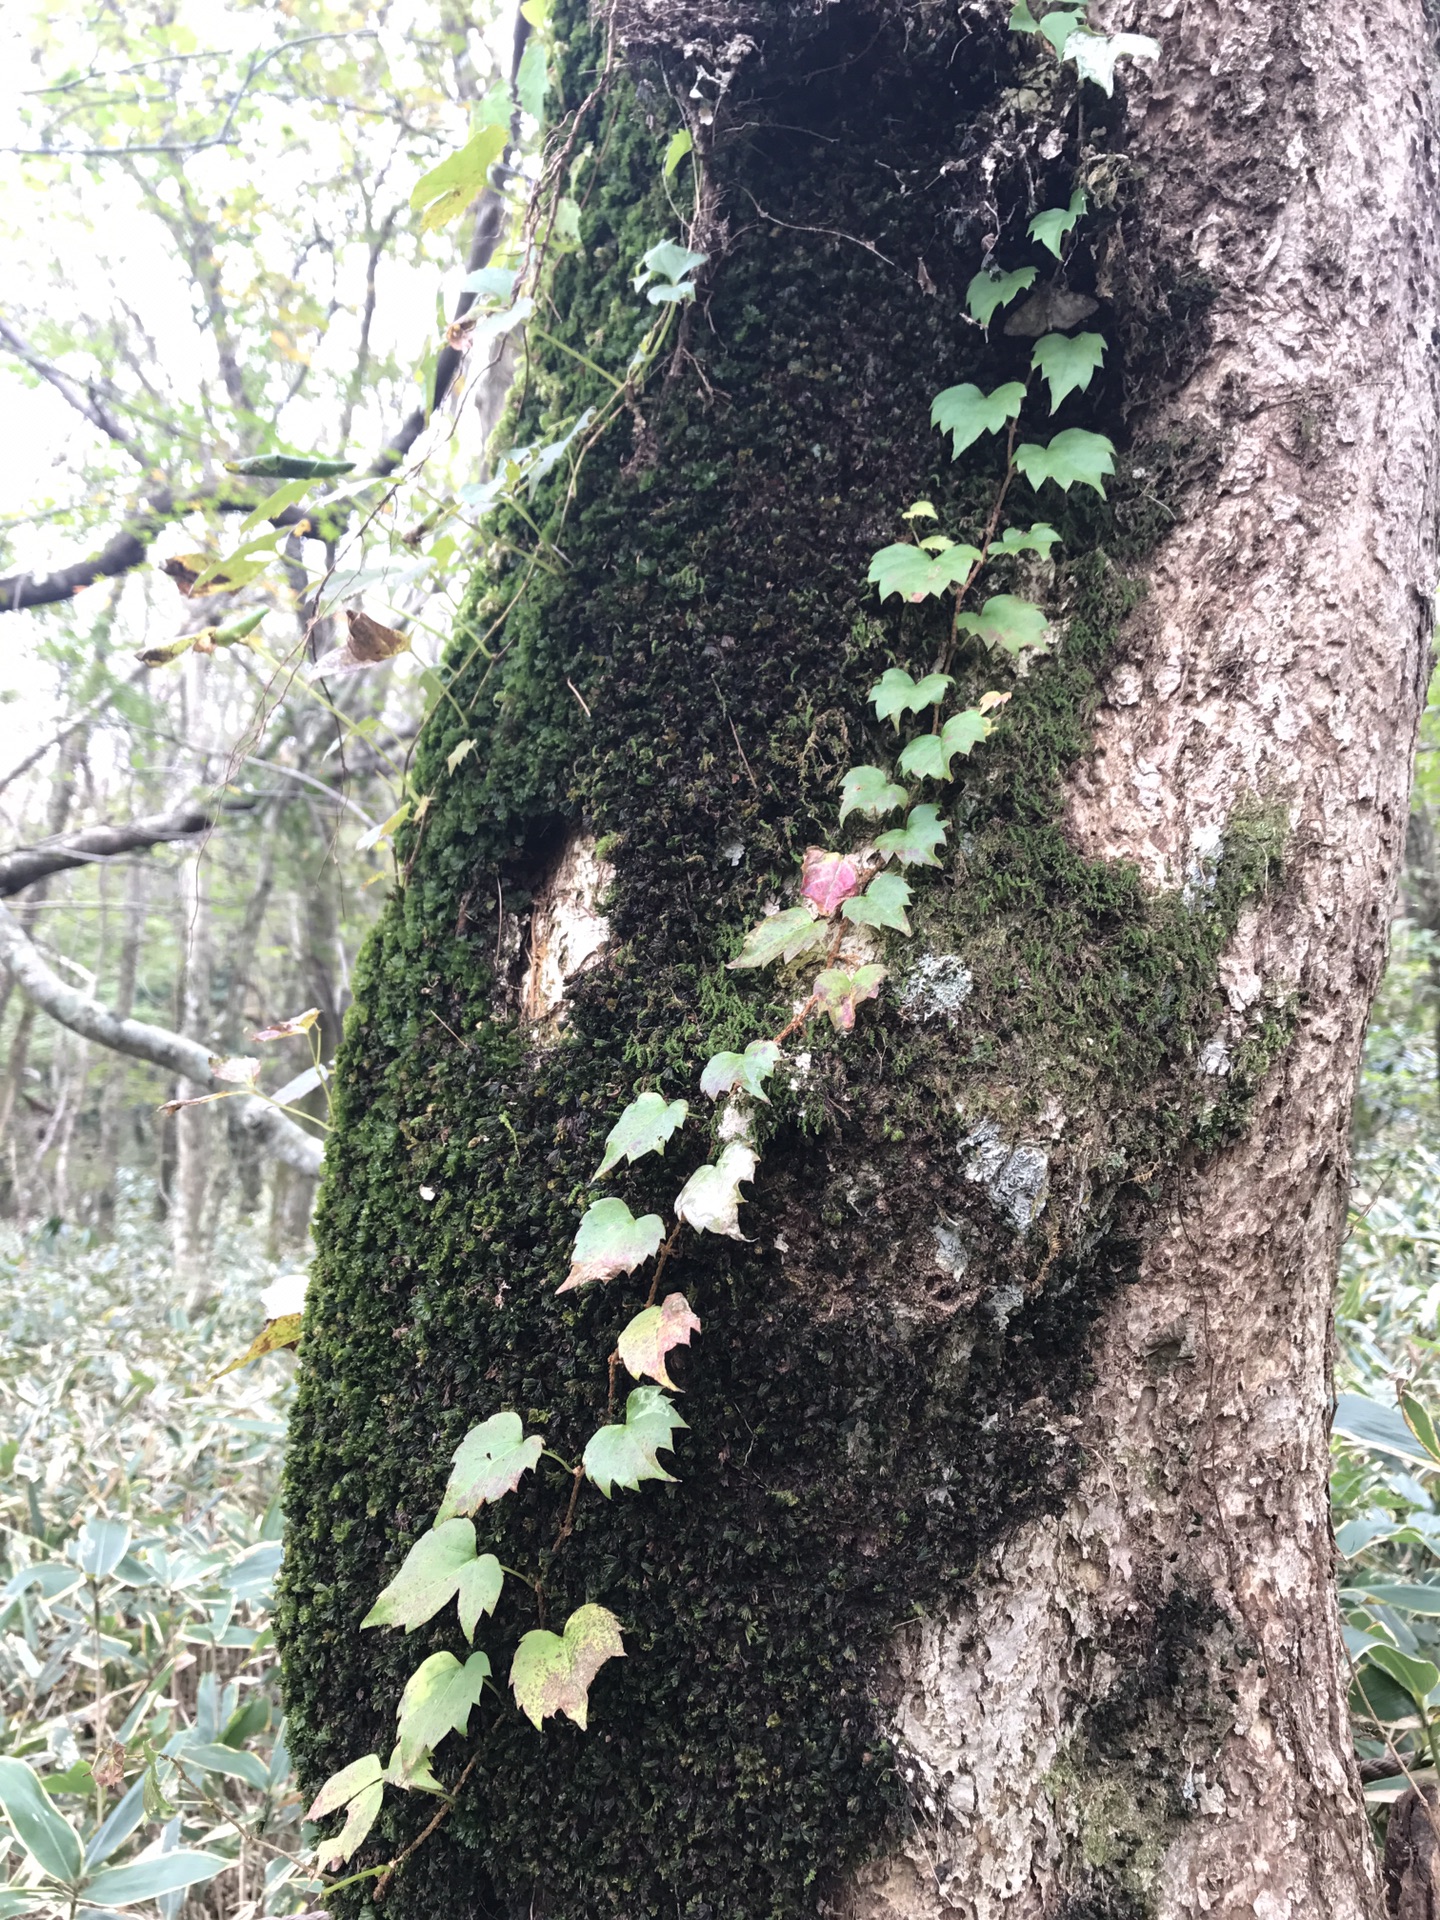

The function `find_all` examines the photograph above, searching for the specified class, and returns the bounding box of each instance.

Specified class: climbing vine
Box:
[298,1,1160,1894]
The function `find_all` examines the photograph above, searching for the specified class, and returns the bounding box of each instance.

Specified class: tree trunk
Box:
[173,845,213,1294]
[279,4,1440,1917]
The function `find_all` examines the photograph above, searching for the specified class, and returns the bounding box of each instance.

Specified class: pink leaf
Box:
[616,1293,702,1390]
[800,848,863,917]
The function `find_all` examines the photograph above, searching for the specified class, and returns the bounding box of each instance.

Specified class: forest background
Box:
[2,0,1440,1914]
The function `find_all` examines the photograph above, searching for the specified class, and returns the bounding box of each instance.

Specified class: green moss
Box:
[278,6,1273,1917]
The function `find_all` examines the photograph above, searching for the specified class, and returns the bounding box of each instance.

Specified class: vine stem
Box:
[644,1222,684,1308]
[937,410,1022,682]
[372,1746,485,1903]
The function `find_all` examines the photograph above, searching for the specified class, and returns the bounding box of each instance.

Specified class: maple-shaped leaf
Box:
[674,1141,758,1239]
[436,1411,544,1520]
[1014,428,1115,498]
[510,1603,625,1730]
[313,608,412,679]
[208,1054,260,1085]
[700,1039,781,1103]
[313,1776,385,1873]
[1065,28,1160,92]
[308,1753,384,1823]
[801,848,864,916]
[979,689,1014,715]
[867,541,981,602]
[992,522,1061,558]
[395,1649,490,1774]
[617,1292,702,1389]
[383,1739,444,1795]
[1031,332,1107,411]
[870,667,953,728]
[446,737,476,774]
[966,266,1037,327]
[841,871,913,935]
[1029,189,1087,259]
[875,804,948,869]
[811,964,888,1032]
[897,710,992,781]
[728,904,829,971]
[252,1007,320,1042]
[930,381,1027,458]
[583,1387,689,1497]
[594,1091,689,1179]
[956,594,1051,655]
[839,766,909,824]
[559,1197,665,1292]
[361,1518,503,1642]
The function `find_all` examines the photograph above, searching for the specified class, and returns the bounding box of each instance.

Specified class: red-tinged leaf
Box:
[208,1053,260,1084]
[252,1008,320,1042]
[800,848,864,916]
[510,1604,625,1730]
[616,1293,701,1390]
[559,1197,665,1292]
[436,1411,544,1518]
[811,964,888,1032]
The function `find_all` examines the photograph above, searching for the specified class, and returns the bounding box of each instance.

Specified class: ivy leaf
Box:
[308,1754,384,1823]
[663,129,693,177]
[594,1091,689,1179]
[674,1142,757,1239]
[446,737,476,774]
[314,1778,384,1872]
[1008,0,1040,28]
[436,1411,544,1520]
[634,239,708,292]
[875,804,948,869]
[361,1518,497,1636]
[411,125,508,231]
[992,522,1061,558]
[811,964,888,1032]
[456,1556,506,1643]
[510,1603,625,1730]
[1037,7,1084,52]
[700,1040,782,1103]
[841,871,913,935]
[1014,428,1115,497]
[383,1740,444,1795]
[583,1388,689,1498]
[839,766,909,824]
[897,710,992,780]
[616,1293,702,1389]
[901,499,938,520]
[1028,190,1087,259]
[801,847,865,916]
[966,266,1037,327]
[866,541,980,602]
[1065,29,1160,93]
[955,594,1051,656]
[870,667,953,727]
[930,381,1027,458]
[728,903,829,970]
[559,1197,666,1292]
[1032,332,1106,410]
[395,1650,490,1773]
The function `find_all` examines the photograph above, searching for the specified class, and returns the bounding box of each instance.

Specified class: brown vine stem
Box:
[937,412,1022,682]
[372,1746,484,1903]
[644,1222,684,1308]
[549,1464,586,1557]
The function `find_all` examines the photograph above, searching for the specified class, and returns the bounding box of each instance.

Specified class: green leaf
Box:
[1037,7,1084,52]
[897,710,992,780]
[84,1852,229,1907]
[1366,1643,1440,1704]
[616,1293,702,1390]
[456,1555,505,1642]
[516,34,548,120]
[866,540,980,602]
[1400,1391,1440,1464]
[633,240,708,290]
[966,266,1037,327]
[510,1603,625,1730]
[1065,29,1160,92]
[594,1090,688,1179]
[314,1780,384,1873]
[361,1517,489,1634]
[178,1742,272,1789]
[559,1197,666,1292]
[1014,428,1115,497]
[238,477,312,534]
[224,452,354,479]
[460,266,518,302]
[0,1756,83,1884]
[1031,332,1106,410]
[307,1754,385,1822]
[583,1388,689,1497]
[78,1517,132,1580]
[446,737,476,775]
[839,766,909,824]
[727,904,829,970]
[1008,0,1040,28]
[930,381,1027,459]
[841,871,913,935]
[436,1412,544,1520]
[870,668,954,728]
[662,129,693,177]
[674,1142,757,1240]
[811,964,887,1033]
[410,125,508,232]
[875,804,948,869]
[956,594,1050,656]
[1334,1391,1437,1464]
[700,1040,781,1103]
[395,1650,491,1771]
[1028,189,1087,259]
[992,522,1061,558]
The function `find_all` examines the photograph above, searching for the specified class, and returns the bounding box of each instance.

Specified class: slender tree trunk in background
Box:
[173,846,213,1295]
[281,4,1440,1917]
[95,860,147,1234]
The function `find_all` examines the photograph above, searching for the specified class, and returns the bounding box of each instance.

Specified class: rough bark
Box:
[279,4,1440,1917]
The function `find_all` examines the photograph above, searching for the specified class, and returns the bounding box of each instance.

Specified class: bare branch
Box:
[0,898,324,1177]
[0,316,150,461]
[0,795,258,897]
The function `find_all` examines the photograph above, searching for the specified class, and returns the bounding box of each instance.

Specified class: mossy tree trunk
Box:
[279,3,1440,1916]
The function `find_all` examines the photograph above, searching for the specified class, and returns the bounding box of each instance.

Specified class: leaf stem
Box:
[372,1745,485,1902]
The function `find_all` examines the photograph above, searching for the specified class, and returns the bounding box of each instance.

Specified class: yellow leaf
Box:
[213,1313,303,1379]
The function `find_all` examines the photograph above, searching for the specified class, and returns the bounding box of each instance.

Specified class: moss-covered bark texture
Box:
[279,3,1440,1917]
